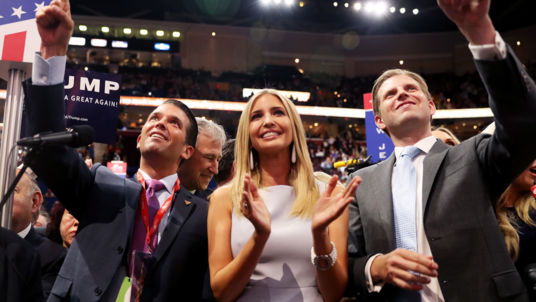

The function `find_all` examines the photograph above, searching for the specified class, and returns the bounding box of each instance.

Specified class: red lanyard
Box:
[135,171,181,248]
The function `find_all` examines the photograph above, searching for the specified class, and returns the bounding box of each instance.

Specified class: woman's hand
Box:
[311,175,361,235]
[241,174,271,237]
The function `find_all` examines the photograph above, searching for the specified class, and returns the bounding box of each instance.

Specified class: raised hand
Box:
[370,248,439,291]
[438,0,494,44]
[240,174,271,237]
[35,0,74,59]
[311,175,360,234]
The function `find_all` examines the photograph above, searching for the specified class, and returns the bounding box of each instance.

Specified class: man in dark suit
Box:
[0,227,43,302]
[11,167,66,299]
[24,0,212,300]
[178,117,226,201]
[347,1,536,301]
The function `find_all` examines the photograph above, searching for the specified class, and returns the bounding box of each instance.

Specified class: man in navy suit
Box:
[10,167,66,299]
[24,0,212,300]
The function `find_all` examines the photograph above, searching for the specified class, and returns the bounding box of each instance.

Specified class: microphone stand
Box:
[0,146,40,209]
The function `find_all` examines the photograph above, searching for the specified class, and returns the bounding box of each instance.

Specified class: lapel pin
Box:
[184,200,191,206]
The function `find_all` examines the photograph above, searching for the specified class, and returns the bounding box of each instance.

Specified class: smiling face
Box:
[179,132,223,191]
[512,160,536,191]
[137,103,193,172]
[374,74,436,139]
[248,93,293,156]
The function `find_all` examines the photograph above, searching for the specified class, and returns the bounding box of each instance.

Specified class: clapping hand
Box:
[240,174,271,237]
[311,175,361,234]
[36,0,74,59]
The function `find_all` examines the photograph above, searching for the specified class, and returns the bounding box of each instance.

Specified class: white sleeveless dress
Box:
[231,181,326,302]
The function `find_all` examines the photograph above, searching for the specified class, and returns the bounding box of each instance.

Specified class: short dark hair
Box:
[215,139,235,185]
[163,99,198,147]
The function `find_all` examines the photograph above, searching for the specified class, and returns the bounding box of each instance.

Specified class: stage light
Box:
[78,25,87,32]
[299,1,305,7]
[101,26,110,33]
[123,28,132,35]
[91,38,107,47]
[375,1,387,15]
[399,7,406,14]
[517,41,521,46]
[284,0,294,6]
[156,30,165,37]
[140,29,148,36]
[84,66,89,71]
[333,2,338,7]
[412,8,419,15]
[353,2,362,11]
[344,2,349,8]
[212,32,216,37]
[172,31,181,38]
[399,59,404,65]
[389,6,395,13]
[274,0,282,4]
[69,37,86,46]
[294,58,300,63]
[364,2,374,13]
[260,0,271,6]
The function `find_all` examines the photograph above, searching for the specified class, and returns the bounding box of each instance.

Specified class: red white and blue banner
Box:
[64,69,122,144]
[0,0,49,63]
[363,92,394,162]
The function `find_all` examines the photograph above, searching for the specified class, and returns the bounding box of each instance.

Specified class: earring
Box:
[250,150,255,170]
[291,144,297,164]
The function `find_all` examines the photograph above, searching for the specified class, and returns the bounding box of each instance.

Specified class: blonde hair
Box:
[496,188,536,261]
[231,89,319,218]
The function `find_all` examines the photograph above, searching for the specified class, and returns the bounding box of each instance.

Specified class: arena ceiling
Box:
[71,0,536,34]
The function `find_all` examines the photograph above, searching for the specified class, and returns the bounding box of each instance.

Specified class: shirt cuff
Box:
[468,31,507,61]
[32,52,66,86]
[364,254,385,293]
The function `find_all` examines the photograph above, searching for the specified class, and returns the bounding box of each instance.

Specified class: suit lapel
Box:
[153,188,195,261]
[422,140,449,213]
[370,154,396,251]
[125,177,142,247]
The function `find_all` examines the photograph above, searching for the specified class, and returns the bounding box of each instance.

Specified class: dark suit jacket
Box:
[0,227,43,302]
[194,188,213,201]
[25,226,66,300]
[23,82,212,301]
[347,47,536,301]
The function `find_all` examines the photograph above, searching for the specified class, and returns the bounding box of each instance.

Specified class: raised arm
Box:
[207,175,271,302]
[36,0,73,59]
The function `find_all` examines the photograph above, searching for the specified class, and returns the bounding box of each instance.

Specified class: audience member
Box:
[496,160,536,300]
[10,168,66,299]
[208,89,360,301]
[431,126,460,146]
[0,227,43,302]
[178,117,226,200]
[347,1,536,300]
[34,207,50,229]
[24,1,212,300]
[214,139,236,187]
[59,209,78,248]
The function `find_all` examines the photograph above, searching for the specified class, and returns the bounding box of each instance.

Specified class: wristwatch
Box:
[311,241,337,271]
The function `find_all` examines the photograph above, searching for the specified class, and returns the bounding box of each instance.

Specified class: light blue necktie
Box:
[392,146,422,302]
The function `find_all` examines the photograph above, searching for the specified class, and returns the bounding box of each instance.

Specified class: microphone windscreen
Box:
[71,125,95,147]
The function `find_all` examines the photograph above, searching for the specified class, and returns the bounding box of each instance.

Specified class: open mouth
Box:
[261,131,280,139]
[396,101,415,110]
[149,132,167,141]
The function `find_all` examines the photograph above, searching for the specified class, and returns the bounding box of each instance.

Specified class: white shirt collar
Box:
[17,223,32,239]
[137,169,178,193]
[394,136,437,159]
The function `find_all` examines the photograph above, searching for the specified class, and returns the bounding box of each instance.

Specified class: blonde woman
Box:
[208,89,360,302]
[496,160,536,299]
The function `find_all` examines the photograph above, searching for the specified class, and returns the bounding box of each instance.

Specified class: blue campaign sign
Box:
[64,69,121,144]
[363,93,394,162]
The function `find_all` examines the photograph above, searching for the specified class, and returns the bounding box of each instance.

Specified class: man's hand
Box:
[370,248,439,291]
[36,0,74,59]
[438,0,495,45]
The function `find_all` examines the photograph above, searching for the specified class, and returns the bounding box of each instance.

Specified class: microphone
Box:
[17,125,95,148]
